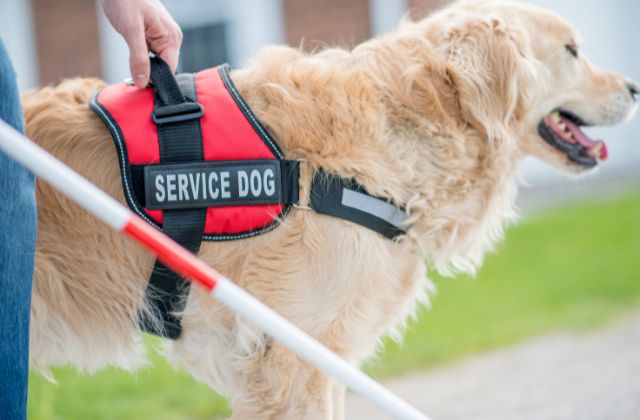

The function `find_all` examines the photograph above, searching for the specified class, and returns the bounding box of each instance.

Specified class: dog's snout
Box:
[627,82,639,101]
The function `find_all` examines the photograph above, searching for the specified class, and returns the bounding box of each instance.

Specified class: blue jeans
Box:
[0,40,36,420]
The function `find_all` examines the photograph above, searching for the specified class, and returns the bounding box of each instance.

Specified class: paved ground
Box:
[346,313,640,420]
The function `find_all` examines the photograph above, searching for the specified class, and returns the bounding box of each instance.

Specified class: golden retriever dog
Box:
[22,0,638,418]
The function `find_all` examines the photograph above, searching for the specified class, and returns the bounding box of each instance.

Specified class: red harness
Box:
[91,64,297,240]
[90,57,407,339]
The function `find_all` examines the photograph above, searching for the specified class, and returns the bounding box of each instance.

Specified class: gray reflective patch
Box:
[341,188,408,229]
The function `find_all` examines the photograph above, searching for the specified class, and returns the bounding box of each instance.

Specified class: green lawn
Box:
[28,193,640,419]
[370,192,640,377]
[28,345,230,420]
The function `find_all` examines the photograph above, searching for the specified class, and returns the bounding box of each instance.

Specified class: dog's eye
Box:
[565,44,578,58]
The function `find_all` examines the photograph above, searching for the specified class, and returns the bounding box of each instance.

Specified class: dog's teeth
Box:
[551,112,561,122]
[558,122,566,130]
[560,130,575,142]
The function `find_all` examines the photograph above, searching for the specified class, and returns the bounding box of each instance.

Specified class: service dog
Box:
[23,1,638,417]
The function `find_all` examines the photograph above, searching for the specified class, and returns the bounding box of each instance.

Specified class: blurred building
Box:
[0,0,444,90]
[1,0,638,190]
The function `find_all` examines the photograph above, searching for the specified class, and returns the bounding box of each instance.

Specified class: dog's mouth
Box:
[538,109,607,168]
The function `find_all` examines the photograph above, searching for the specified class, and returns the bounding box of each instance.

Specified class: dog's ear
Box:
[440,15,535,141]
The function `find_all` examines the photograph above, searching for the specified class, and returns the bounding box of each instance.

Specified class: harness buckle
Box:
[152,101,204,125]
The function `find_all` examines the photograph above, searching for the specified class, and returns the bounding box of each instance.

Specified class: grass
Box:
[28,344,230,420]
[370,192,640,377]
[28,193,640,419]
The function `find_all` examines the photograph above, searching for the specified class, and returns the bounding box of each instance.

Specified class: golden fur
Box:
[23,1,637,418]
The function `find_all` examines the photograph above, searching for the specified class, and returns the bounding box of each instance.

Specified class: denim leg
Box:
[0,39,36,420]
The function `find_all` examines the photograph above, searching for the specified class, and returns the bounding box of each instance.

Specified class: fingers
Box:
[149,23,182,74]
[101,0,182,87]
[124,24,150,88]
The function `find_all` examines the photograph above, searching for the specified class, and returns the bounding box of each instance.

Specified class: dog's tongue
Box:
[562,116,608,160]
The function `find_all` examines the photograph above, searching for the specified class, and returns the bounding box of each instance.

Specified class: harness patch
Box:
[144,160,284,210]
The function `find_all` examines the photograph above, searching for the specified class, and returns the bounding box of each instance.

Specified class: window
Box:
[179,23,229,72]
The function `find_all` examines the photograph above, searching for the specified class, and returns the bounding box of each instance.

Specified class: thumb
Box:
[125,26,150,88]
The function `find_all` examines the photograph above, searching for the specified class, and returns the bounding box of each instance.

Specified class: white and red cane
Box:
[0,119,429,420]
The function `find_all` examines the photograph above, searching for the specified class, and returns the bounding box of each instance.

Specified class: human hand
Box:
[101,0,182,88]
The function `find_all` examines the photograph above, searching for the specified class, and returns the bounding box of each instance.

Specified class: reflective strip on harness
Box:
[341,189,408,230]
[309,170,408,240]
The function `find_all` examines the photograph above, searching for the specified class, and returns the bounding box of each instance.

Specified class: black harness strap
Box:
[138,57,206,339]
[309,170,409,240]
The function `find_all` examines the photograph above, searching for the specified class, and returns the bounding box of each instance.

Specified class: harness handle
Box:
[149,55,184,105]
[149,55,204,125]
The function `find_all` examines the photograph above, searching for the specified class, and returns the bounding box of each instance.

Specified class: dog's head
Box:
[421,0,638,173]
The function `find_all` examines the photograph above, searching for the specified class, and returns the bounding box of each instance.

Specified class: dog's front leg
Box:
[231,342,335,419]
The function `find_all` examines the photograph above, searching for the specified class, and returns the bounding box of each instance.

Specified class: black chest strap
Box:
[138,56,207,339]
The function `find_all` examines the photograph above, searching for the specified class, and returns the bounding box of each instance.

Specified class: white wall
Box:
[224,0,284,67]
[97,1,130,85]
[369,0,407,35]
[0,0,39,90]
[166,0,284,67]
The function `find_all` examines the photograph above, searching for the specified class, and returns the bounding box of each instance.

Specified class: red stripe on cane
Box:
[123,216,218,291]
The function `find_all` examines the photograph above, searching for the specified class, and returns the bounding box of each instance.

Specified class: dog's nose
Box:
[627,82,639,101]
